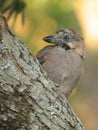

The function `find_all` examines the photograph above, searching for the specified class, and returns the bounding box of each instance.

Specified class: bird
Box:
[36,29,85,97]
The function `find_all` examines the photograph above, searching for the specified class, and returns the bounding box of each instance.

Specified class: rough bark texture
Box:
[0,14,86,130]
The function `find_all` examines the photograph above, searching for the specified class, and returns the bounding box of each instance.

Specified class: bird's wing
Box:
[36,45,54,65]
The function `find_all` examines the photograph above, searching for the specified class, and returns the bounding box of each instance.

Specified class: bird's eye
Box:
[64,35,69,41]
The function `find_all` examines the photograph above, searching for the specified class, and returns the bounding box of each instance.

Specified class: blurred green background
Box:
[1,0,98,130]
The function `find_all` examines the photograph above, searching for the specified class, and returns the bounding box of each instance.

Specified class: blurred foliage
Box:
[1,0,81,53]
[0,0,26,22]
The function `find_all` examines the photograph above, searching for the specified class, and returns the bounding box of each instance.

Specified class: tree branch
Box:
[0,14,86,130]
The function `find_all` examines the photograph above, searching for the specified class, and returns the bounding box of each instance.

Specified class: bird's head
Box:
[43,29,85,58]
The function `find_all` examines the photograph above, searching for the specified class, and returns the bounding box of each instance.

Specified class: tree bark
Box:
[0,13,86,130]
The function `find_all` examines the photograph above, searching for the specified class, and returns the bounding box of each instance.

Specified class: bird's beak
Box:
[43,35,55,43]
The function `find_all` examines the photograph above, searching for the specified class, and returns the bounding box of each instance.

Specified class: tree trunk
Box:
[0,13,86,130]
